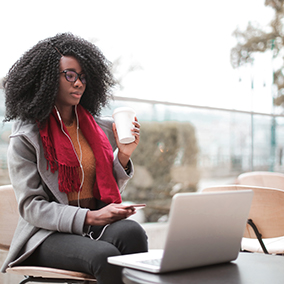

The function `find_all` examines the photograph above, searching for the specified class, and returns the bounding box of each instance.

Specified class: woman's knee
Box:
[104,219,148,254]
[124,220,148,241]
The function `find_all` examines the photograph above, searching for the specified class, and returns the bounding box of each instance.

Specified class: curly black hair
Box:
[3,33,116,125]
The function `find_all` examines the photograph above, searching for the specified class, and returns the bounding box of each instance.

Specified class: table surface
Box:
[122,252,284,284]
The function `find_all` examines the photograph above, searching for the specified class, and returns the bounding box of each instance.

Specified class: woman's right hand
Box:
[84,203,136,226]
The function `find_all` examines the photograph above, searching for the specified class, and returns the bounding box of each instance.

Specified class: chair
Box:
[201,184,284,255]
[237,171,284,190]
[0,184,97,284]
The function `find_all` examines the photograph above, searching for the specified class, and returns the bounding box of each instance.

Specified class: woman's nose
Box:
[73,77,84,87]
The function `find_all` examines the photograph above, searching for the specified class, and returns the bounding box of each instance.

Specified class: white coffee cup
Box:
[112,107,136,144]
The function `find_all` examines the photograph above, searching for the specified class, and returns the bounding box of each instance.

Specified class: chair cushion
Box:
[242,236,284,254]
[6,266,96,282]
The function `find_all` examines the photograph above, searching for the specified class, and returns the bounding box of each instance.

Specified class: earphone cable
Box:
[54,105,85,207]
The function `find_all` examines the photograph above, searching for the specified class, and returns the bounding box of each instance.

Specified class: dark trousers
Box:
[21,219,148,284]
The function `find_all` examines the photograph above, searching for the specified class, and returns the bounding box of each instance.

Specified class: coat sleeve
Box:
[7,134,89,235]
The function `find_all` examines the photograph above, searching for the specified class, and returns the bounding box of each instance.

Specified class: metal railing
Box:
[104,96,284,177]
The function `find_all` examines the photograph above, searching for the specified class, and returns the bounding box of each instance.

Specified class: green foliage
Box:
[122,121,199,222]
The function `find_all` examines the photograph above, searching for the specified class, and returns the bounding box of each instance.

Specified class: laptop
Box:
[108,190,253,273]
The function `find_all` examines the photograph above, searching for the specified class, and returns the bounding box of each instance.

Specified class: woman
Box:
[1,33,148,284]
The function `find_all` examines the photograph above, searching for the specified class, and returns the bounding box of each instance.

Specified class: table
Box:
[122,252,284,284]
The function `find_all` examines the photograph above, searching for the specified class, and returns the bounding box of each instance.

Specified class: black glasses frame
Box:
[61,70,87,84]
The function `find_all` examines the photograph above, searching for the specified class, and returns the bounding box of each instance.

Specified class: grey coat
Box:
[1,116,133,273]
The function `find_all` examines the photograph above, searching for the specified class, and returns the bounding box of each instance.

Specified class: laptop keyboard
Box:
[139,258,162,266]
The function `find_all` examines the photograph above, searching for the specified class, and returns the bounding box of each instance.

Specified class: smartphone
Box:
[125,204,146,209]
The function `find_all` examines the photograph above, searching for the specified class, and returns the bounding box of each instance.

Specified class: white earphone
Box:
[54,105,84,207]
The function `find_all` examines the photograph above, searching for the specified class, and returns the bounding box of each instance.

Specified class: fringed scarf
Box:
[39,105,122,204]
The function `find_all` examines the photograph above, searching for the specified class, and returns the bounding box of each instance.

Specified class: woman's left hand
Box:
[112,117,140,168]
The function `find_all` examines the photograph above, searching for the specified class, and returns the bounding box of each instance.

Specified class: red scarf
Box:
[39,105,122,204]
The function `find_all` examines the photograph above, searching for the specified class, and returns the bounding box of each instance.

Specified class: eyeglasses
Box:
[61,70,87,84]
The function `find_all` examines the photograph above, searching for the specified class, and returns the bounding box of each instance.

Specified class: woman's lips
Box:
[71,92,82,98]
